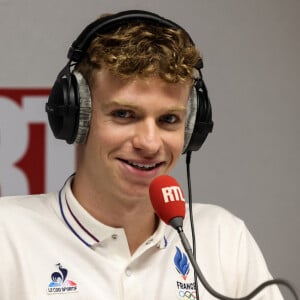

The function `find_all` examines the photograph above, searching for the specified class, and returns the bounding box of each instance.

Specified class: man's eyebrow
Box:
[167,106,187,112]
[102,98,187,112]
[102,99,140,110]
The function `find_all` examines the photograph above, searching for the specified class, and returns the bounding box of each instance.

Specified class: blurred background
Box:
[0,0,299,297]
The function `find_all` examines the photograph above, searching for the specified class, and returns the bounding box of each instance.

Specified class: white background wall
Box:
[0,0,299,297]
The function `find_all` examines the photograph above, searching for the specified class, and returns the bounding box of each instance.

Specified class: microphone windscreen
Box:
[149,175,185,225]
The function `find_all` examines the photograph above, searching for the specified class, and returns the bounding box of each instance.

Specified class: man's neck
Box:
[71,175,158,255]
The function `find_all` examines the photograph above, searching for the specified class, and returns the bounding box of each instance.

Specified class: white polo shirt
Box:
[0,177,283,299]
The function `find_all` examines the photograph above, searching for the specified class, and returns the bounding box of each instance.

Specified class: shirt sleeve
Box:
[234,221,284,299]
[190,204,285,299]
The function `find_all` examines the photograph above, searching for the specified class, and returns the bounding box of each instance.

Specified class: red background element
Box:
[0,88,50,194]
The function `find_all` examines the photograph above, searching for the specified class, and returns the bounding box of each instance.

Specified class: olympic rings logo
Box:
[178,289,197,300]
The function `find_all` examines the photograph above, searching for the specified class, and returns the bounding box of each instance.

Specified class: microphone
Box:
[149,175,185,230]
[149,175,299,300]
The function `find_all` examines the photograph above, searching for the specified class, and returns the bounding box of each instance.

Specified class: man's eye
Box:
[112,110,133,119]
[160,114,178,124]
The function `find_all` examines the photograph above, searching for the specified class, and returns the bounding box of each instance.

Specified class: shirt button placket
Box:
[122,267,141,300]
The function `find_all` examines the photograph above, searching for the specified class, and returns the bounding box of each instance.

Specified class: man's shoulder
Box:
[191,202,239,217]
[0,192,56,205]
[189,203,245,229]
[0,192,58,221]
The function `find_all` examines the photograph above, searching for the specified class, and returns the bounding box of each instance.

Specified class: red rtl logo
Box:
[161,186,185,203]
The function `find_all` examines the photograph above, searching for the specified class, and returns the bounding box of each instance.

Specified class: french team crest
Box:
[174,247,197,299]
[174,246,190,280]
[47,263,78,294]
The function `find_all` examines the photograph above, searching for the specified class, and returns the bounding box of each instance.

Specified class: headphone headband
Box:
[68,10,196,63]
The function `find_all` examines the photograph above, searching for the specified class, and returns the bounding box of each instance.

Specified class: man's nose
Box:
[132,119,162,155]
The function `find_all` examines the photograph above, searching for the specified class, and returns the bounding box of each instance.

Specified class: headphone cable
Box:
[186,150,200,300]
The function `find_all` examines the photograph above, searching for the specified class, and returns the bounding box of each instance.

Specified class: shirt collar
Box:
[58,175,170,250]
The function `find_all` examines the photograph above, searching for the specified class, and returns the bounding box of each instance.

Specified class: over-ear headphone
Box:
[46,10,214,153]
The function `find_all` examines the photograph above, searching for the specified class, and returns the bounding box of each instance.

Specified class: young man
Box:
[0,10,284,300]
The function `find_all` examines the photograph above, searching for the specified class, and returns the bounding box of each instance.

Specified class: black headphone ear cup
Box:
[46,71,80,143]
[183,80,213,153]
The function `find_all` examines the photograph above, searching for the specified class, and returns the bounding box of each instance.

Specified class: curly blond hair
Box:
[76,17,201,87]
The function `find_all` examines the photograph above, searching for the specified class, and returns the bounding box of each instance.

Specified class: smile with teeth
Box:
[122,160,161,170]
